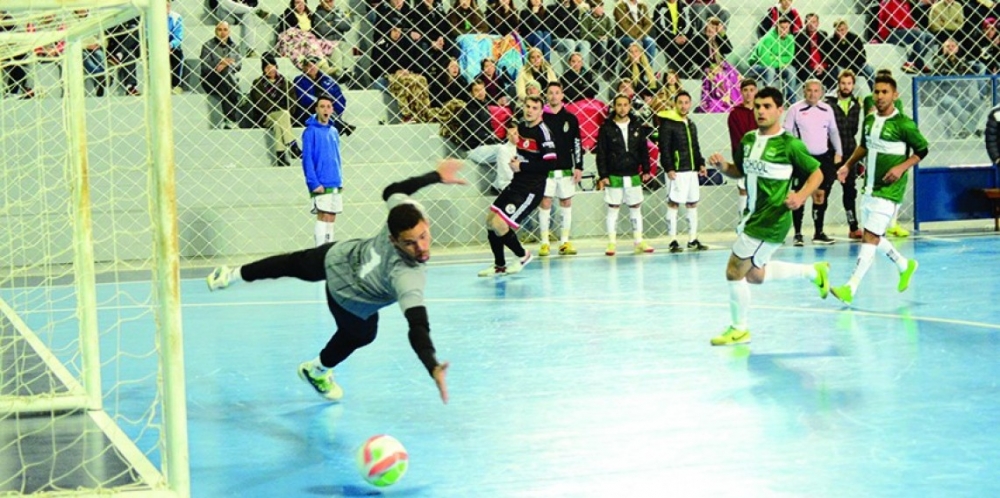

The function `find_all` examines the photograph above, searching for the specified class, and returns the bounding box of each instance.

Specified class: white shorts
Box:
[732,232,782,268]
[667,171,701,204]
[544,173,576,199]
[860,194,898,236]
[603,175,644,206]
[311,190,343,215]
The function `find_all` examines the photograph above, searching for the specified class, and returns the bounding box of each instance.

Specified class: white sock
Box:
[765,261,817,282]
[667,206,679,238]
[847,243,878,292]
[877,237,908,272]
[729,279,750,331]
[687,207,698,242]
[310,356,328,375]
[230,266,243,283]
[314,221,332,246]
[539,207,551,244]
[737,193,747,214]
[560,207,572,244]
[629,206,643,243]
[326,222,335,243]
[606,207,619,243]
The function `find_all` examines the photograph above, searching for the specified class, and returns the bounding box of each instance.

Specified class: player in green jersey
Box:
[706,87,831,346]
[831,75,925,305]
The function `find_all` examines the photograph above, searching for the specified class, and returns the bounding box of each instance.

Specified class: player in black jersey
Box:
[538,81,584,257]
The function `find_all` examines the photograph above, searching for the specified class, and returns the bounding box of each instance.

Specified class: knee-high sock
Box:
[847,242,878,292]
[315,221,334,246]
[629,206,643,243]
[606,207,619,243]
[877,236,908,271]
[500,229,526,258]
[812,202,828,236]
[765,260,818,282]
[737,193,748,215]
[487,230,506,267]
[538,207,551,245]
[560,207,572,243]
[687,207,698,241]
[843,180,859,231]
[667,206,679,238]
[792,205,804,235]
[729,279,750,331]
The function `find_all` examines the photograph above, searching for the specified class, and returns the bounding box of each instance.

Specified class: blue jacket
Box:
[167,11,183,50]
[293,72,346,118]
[301,115,343,192]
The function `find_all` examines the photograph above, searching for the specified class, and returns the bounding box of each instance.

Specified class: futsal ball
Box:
[356,434,408,487]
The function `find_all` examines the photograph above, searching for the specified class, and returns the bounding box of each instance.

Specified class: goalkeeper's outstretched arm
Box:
[382,159,467,201]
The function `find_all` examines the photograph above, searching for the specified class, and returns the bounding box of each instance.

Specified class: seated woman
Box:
[431,59,471,138]
[479,58,513,105]
[621,42,658,96]
[276,0,335,67]
[515,47,557,100]
[693,17,740,113]
[520,0,552,60]
[561,52,599,104]
[448,0,487,36]
[649,69,682,115]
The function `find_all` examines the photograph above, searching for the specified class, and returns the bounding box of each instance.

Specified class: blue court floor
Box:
[181,233,1000,497]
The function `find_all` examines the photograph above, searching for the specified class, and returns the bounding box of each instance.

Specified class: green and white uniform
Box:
[858,110,928,234]
[735,130,820,243]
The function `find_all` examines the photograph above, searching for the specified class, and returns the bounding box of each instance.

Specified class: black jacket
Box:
[543,108,583,171]
[826,31,868,74]
[596,117,651,179]
[658,110,705,173]
[562,68,599,103]
[457,98,500,150]
[824,94,862,158]
[653,0,692,45]
[987,104,1000,165]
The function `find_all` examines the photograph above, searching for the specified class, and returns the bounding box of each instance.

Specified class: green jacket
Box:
[580,13,615,42]
[749,28,795,68]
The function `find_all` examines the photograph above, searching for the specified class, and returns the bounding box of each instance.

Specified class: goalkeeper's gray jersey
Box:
[323,194,426,319]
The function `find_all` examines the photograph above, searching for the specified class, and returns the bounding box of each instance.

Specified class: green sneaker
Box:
[538,243,550,257]
[813,261,830,299]
[898,259,918,292]
[830,284,853,305]
[297,362,343,401]
[710,326,751,346]
[605,243,616,256]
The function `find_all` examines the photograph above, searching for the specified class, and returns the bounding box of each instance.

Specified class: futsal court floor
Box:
[175,231,1000,497]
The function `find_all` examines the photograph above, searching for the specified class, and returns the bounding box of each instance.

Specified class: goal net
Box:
[1,2,188,496]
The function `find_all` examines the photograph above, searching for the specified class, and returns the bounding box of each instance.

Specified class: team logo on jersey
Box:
[563,122,569,133]
[505,204,516,215]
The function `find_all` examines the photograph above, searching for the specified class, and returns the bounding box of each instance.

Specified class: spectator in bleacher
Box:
[294,56,347,124]
[987,101,1000,164]
[251,53,302,166]
[277,0,341,67]
[1,11,33,99]
[551,0,590,66]
[167,0,185,94]
[421,37,452,79]
[200,22,244,129]
[622,42,658,95]
[653,0,695,78]
[431,58,467,107]
[448,0,487,36]
[726,78,756,216]
[29,14,65,60]
[279,0,318,35]
[827,18,876,87]
[562,52,599,102]
[479,58,513,105]
[794,13,835,90]
[824,69,864,239]
[371,24,419,84]
[930,37,980,138]
[695,17,740,113]
[314,0,354,79]
[580,2,616,76]
[877,0,937,74]
[516,47,557,99]
[748,16,797,104]
[686,0,730,33]
[521,0,553,60]
[410,0,447,45]
[215,0,271,57]
[689,15,732,77]
[928,0,965,45]
[73,10,108,98]
[457,80,505,166]
[757,0,802,39]
[106,15,141,96]
[378,26,435,122]
[615,0,656,61]
[373,0,411,44]
[487,0,521,36]
[971,17,1000,74]
[302,93,343,246]
[650,68,682,113]
[911,0,934,29]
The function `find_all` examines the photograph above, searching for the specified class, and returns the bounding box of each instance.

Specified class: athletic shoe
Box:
[710,326,751,346]
[813,262,831,299]
[478,265,509,277]
[297,362,343,401]
[898,259,918,292]
[887,223,910,237]
[812,233,835,245]
[634,241,654,254]
[793,234,804,247]
[831,284,854,305]
[519,250,533,269]
[849,229,863,240]
[669,240,683,253]
[206,266,231,291]
[558,242,577,256]
[539,244,550,257]
[687,239,708,251]
[605,243,616,256]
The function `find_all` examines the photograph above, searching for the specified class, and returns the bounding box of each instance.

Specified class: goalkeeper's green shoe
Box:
[710,327,751,346]
[898,259,918,292]
[297,362,343,401]
[206,266,231,291]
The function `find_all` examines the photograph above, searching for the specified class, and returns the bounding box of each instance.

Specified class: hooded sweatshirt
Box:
[302,115,343,193]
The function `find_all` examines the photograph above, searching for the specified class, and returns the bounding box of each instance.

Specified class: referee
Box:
[783,79,843,246]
